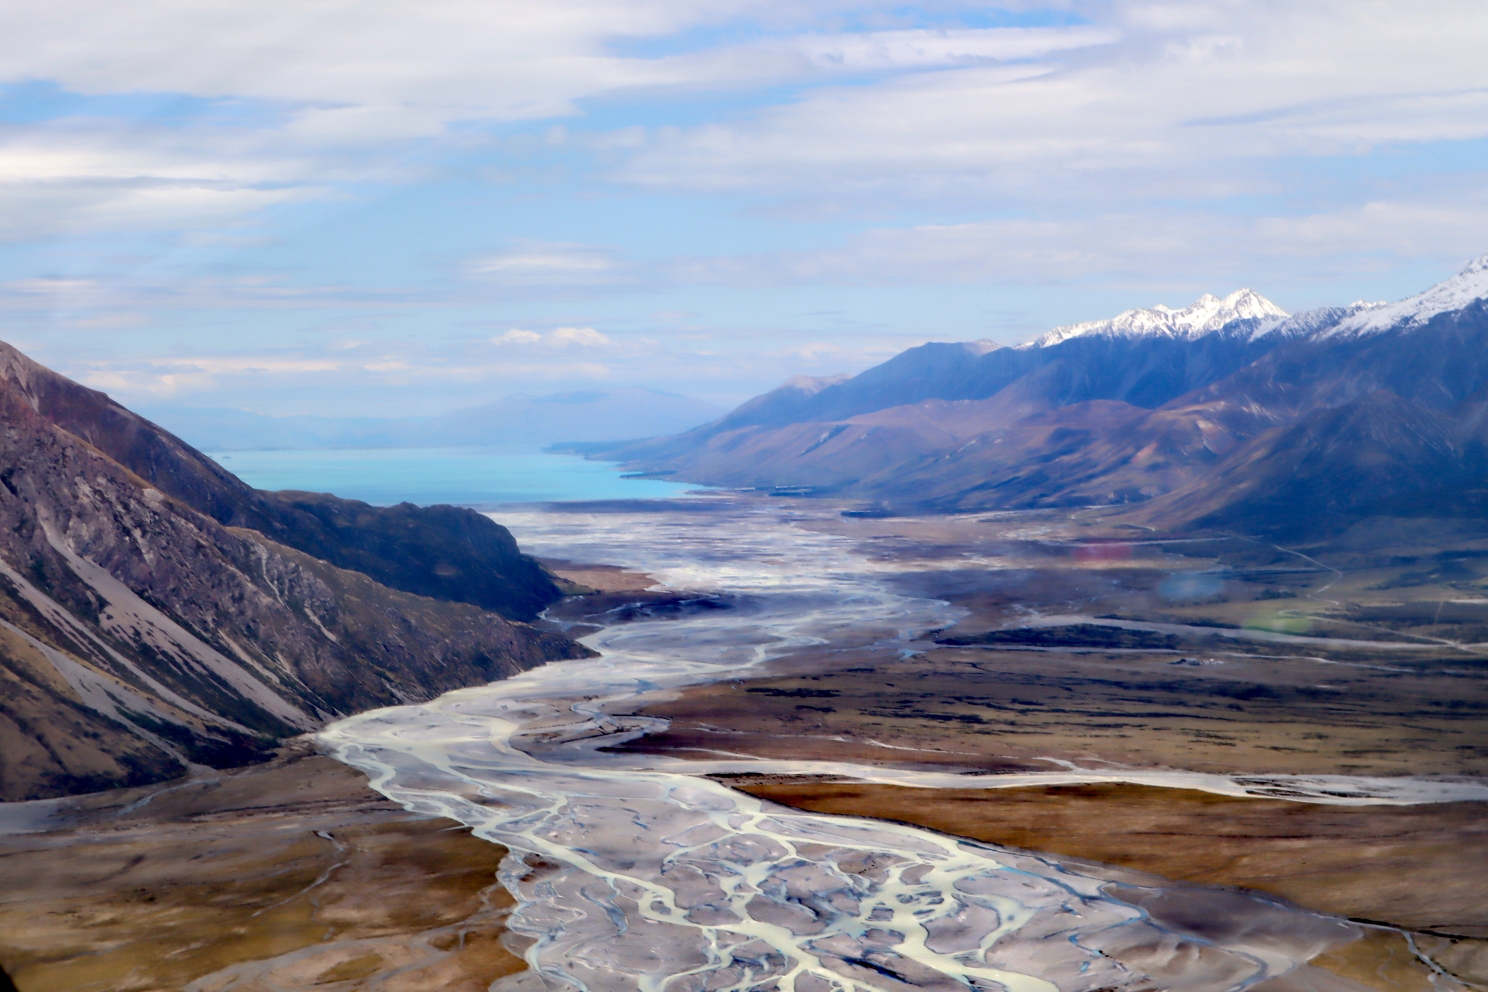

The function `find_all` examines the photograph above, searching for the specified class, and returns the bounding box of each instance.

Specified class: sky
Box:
[2,0,1486,416]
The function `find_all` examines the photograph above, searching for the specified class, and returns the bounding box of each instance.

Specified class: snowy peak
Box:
[1326,254,1488,337]
[1028,289,1288,348]
[1248,301,1385,341]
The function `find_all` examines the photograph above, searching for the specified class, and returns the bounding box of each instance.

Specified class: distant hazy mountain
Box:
[139,387,725,452]
[582,256,1488,534]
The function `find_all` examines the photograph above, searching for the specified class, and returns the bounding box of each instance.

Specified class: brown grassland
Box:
[0,744,527,992]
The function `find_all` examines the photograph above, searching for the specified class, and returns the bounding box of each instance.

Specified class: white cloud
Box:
[0,174,319,243]
[0,2,1127,239]
[75,353,353,399]
[548,326,612,347]
[2,0,1485,415]
[0,272,430,321]
[781,25,1119,70]
[0,0,1024,129]
[681,194,1488,289]
[143,356,346,374]
[0,119,346,240]
[80,369,217,396]
[468,188,1488,293]
[71,346,627,405]
[617,1,1488,199]
[493,326,614,347]
[470,243,631,287]
[279,105,447,145]
[5,0,1480,253]
[40,311,929,414]
[1254,199,1488,260]
[494,329,544,345]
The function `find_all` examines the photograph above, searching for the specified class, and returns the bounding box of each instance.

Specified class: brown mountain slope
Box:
[588,265,1488,532]
[0,347,589,801]
[626,417,966,491]
[1132,390,1459,531]
[581,300,1304,479]
[627,389,1074,492]
[851,388,1289,513]
[860,382,1470,526]
[607,289,1488,532]
[0,342,561,621]
[1177,298,1488,421]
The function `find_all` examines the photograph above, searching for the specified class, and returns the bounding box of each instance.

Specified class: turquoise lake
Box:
[208,447,700,507]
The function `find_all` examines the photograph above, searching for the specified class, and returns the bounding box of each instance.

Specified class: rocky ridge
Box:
[1028,288,1287,347]
[0,343,590,801]
[1327,253,1488,336]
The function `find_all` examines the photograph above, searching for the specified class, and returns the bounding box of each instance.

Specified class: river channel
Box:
[318,499,1472,992]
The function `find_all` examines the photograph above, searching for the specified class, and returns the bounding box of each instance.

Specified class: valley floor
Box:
[7,505,1488,991]
[609,506,1488,990]
[0,557,667,992]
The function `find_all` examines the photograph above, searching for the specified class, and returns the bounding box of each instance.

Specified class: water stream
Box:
[318,500,1459,992]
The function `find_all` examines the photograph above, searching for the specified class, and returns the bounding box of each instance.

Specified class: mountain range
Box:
[581,256,1488,533]
[11,256,1488,799]
[0,345,589,801]
[139,388,725,452]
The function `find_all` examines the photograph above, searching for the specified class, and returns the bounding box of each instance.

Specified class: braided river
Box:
[319,500,1481,992]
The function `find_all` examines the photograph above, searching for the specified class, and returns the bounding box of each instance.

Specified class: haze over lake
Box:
[211,447,701,507]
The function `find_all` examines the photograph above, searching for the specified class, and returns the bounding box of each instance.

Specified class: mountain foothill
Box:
[584,255,1488,535]
[0,344,591,802]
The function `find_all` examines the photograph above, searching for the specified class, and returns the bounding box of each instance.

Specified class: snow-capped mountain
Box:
[1252,301,1387,340]
[1325,254,1488,336]
[1027,289,1287,348]
[583,252,1488,531]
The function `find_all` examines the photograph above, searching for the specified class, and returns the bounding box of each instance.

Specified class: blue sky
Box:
[1,0,1486,415]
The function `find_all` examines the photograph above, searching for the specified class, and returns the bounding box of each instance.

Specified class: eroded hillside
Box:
[0,344,590,801]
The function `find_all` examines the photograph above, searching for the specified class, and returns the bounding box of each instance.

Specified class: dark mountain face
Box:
[980,325,1288,411]
[802,341,1005,420]
[1183,299,1488,418]
[1139,391,1462,532]
[0,343,589,801]
[0,343,562,621]
[259,493,558,620]
[1120,305,1488,532]
[673,323,1287,438]
[586,261,1488,533]
[590,321,1295,485]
